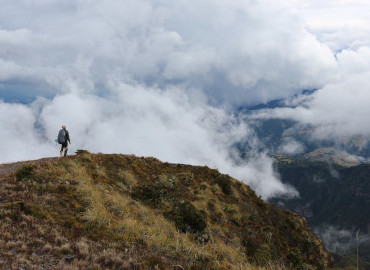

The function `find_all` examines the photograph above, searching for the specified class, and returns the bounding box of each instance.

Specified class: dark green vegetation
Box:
[272,156,370,269]
[15,164,37,182]
[0,153,330,269]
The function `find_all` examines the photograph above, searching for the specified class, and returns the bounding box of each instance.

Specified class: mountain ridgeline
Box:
[0,153,330,269]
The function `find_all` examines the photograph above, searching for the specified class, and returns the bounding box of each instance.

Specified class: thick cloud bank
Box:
[0,0,337,106]
[250,46,370,141]
[0,82,297,199]
[247,1,370,144]
[0,0,369,198]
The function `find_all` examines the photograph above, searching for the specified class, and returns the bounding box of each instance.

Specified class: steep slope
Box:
[0,153,330,269]
[272,156,370,268]
[272,157,370,230]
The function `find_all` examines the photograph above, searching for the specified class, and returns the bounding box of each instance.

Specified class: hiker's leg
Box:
[60,142,67,157]
[64,144,68,157]
[60,144,64,157]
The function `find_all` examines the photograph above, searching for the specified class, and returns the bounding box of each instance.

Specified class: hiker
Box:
[57,125,71,157]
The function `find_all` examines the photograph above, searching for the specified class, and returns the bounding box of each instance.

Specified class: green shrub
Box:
[75,149,90,155]
[21,202,46,219]
[215,174,232,195]
[133,184,162,206]
[243,234,264,257]
[287,247,303,267]
[15,164,37,182]
[165,200,207,233]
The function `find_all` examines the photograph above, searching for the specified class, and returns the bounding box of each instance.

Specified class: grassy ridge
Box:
[0,153,330,269]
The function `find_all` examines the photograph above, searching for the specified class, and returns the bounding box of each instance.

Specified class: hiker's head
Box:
[62,125,66,130]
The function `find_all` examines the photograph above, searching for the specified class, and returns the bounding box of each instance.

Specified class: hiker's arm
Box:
[66,131,71,143]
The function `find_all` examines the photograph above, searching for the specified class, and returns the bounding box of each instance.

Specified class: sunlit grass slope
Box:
[0,153,331,269]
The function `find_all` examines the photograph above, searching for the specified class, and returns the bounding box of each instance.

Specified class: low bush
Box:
[15,164,37,182]
[287,247,303,267]
[75,149,91,155]
[215,174,232,195]
[165,200,207,233]
[132,184,162,206]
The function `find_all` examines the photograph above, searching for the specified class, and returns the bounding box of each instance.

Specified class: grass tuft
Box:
[15,164,37,182]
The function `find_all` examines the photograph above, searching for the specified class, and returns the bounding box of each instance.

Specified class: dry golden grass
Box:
[119,169,138,188]
[0,153,334,269]
[60,159,256,269]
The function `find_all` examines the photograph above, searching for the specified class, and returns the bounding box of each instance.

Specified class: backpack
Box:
[57,129,66,144]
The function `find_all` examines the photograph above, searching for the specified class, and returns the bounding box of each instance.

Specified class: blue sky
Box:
[0,0,369,198]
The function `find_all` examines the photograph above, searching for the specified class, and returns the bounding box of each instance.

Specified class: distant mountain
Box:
[0,153,331,269]
[303,148,363,167]
[242,116,370,160]
[239,94,370,268]
[240,90,370,160]
[271,156,370,268]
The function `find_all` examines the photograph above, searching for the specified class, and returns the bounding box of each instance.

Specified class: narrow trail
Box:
[0,157,63,176]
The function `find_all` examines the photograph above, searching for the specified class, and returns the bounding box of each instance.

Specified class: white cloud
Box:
[1,81,297,199]
[0,100,55,162]
[0,0,338,106]
[248,41,370,144]
[251,50,370,140]
[290,0,370,51]
[278,137,305,155]
[1,0,370,199]
[337,47,370,74]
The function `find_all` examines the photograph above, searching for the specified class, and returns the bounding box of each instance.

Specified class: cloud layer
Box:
[0,0,338,105]
[1,0,370,198]
[0,81,297,199]
[250,46,370,141]
[315,226,370,255]
[294,0,370,51]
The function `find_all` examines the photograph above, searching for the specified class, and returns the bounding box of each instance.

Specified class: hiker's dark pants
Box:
[60,142,68,157]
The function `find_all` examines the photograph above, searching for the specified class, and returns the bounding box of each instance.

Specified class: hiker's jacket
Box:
[64,130,71,143]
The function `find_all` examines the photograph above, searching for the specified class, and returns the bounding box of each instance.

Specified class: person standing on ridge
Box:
[57,125,71,157]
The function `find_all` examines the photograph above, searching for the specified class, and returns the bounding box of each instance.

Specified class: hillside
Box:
[303,148,363,167]
[271,156,370,268]
[0,153,331,269]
